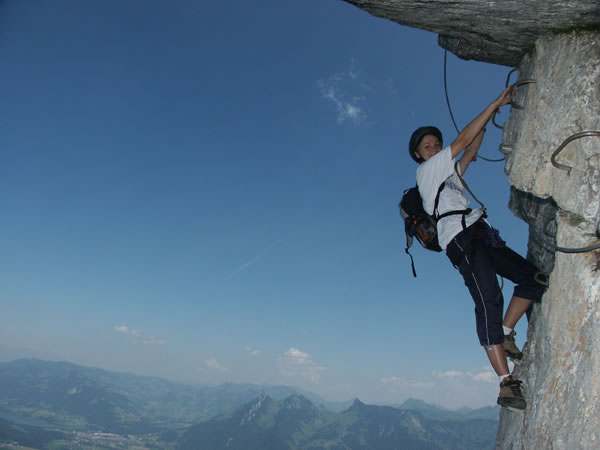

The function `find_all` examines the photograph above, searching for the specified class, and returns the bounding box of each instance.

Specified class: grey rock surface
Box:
[503,32,600,235]
[343,0,600,66]
[498,31,600,449]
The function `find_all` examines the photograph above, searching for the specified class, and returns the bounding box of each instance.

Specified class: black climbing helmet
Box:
[409,126,443,163]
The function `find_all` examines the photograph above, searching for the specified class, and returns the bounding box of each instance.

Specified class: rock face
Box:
[342,2,600,447]
[497,31,600,449]
[342,0,600,66]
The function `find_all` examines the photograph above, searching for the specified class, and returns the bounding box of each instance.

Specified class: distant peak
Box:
[351,398,365,408]
[240,393,271,426]
[283,394,303,407]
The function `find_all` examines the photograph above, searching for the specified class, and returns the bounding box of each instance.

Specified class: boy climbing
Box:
[408,85,545,411]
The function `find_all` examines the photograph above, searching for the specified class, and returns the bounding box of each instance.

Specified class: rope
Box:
[454,161,485,211]
[443,49,461,135]
[443,49,504,163]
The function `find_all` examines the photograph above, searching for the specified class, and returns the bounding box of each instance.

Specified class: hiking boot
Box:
[503,331,523,364]
[497,376,526,411]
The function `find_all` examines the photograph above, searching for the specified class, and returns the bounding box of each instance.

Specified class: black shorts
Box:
[446,219,545,347]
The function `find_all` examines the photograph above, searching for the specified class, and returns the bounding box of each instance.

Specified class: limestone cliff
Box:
[343,1,600,448]
[497,32,600,449]
[343,0,600,66]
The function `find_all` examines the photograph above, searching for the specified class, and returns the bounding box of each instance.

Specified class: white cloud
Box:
[433,368,496,384]
[203,358,229,373]
[113,325,141,337]
[433,370,465,378]
[112,325,165,345]
[380,376,434,389]
[244,346,261,357]
[141,336,166,346]
[318,59,367,125]
[379,365,501,408]
[277,347,325,383]
[382,366,496,393]
[469,370,496,383]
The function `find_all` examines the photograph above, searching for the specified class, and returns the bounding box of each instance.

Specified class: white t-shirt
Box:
[416,146,484,250]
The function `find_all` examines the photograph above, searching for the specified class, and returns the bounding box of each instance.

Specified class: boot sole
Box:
[501,405,525,413]
[497,398,527,411]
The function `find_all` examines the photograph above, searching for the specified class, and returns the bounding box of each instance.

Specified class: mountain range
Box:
[178,394,498,450]
[0,359,498,449]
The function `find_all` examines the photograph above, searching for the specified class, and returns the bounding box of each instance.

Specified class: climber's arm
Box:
[451,85,514,173]
[458,128,485,175]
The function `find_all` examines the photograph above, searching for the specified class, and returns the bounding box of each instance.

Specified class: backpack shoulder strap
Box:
[405,247,417,278]
[432,182,445,219]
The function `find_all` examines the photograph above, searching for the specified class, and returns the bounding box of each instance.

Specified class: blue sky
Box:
[1,0,530,409]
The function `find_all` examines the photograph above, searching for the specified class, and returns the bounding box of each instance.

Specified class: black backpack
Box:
[399,183,470,277]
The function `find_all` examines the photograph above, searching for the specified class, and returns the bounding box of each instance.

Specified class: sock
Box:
[503,325,513,336]
[499,374,510,383]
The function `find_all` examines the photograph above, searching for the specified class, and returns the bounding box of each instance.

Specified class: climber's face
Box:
[415,134,442,161]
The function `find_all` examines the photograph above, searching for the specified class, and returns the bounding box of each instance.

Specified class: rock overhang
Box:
[343,0,600,67]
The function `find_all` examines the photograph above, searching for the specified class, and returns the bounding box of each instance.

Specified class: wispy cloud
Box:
[433,370,464,378]
[203,358,229,373]
[228,241,281,278]
[380,376,435,389]
[380,365,501,408]
[113,325,141,337]
[318,58,367,125]
[112,325,166,345]
[244,346,262,357]
[277,347,325,383]
[381,366,496,392]
[433,367,496,384]
[140,336,167,345]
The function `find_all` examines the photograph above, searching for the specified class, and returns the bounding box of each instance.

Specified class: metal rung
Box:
[551,131,600,174]
[510,80,536,110]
